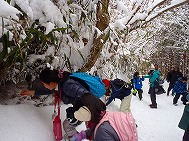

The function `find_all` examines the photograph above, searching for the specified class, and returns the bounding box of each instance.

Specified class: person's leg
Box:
[173,94,180,105]
[63,119,78,139]
[120,94,132,113]
[181,93,188,105]
[150,87,157,107]
[183,125,189,141]
[167,83,174,96]
[137,89,143,100]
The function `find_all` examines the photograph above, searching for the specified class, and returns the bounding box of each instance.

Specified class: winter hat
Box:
[74,106,91,122]
[102,79,110,87]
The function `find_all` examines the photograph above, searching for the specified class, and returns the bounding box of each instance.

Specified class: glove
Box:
[70,130,86,141]
[132,89,137,96]
[66,107,74,119]
[105,96,110,102]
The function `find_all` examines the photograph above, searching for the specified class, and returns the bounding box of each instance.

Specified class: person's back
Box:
[103,78,132,113]
[173,78,187,94]
[167,68,183,84]
[94,112,138,141]
[70,93,138,141]
[132,72,144,100]
[105,79,132,105]
[148,64,160,108]
[149,70,160,87]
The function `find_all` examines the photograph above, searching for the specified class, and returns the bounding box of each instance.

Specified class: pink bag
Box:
[53,91,63,141]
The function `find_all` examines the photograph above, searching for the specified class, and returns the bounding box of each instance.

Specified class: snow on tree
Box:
[0,0,188,83]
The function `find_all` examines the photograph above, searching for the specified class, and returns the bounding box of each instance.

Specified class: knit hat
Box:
[74,106,91,122]
[102,79,110,87]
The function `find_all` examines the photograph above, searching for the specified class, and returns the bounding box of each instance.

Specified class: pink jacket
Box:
[94,112,138,141]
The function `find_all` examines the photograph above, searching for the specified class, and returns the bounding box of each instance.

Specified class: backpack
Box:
[94,112,138,141]
[69,72,106,98]
[112,78,132,90]
[158,75,165,84]
[154,74,164,88]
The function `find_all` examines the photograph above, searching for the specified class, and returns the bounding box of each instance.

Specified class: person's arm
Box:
[20,89,35,96]
[143,75,150,78]
[141,77,145,81]
[179,72,183,78]
[166,71,171,82]
[34,87,54,96]
[105,95,114,106]
[20,87,54,96]
[70,130,86,141]
[133,78,137,83]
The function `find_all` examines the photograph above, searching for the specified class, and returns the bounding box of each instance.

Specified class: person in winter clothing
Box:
[20,68,106,138]
[102,78,132,113]
[173,76,188,105]
[70,93,138,141]
[166,67,183,96]
[146,64,160,108]
[132,72,144,100]
[21,68,90,104]
[178,94,189,141]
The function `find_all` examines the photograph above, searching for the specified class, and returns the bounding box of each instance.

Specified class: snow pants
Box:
[167,82,175,95]
[173,93,188,105]
[136,89,143,100]
[149,87,157,106]
[63,119,78,138]
[120,94,132,113]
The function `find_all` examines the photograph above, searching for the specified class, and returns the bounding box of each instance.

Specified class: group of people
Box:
[166,67,188,106]
[20,65,189,141]
[21,67,138,141]
[166,67,189,141]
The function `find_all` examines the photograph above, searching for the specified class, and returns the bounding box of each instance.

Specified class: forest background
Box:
[0,0,189,84]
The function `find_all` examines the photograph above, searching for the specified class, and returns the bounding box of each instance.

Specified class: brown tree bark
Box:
[80,0,110,72]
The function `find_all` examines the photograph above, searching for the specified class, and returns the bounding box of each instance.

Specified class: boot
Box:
[150,104,157,108]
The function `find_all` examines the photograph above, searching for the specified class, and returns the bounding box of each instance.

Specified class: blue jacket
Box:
[133,76,144,89]
[173,79,187,94]
[106,80,131,106]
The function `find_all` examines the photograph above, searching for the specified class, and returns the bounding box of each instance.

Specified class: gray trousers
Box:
[63,119,78,138]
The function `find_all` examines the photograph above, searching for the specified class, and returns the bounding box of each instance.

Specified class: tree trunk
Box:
[80,0,110,72]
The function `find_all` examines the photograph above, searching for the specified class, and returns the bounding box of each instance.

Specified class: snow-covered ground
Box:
[0,79,185,141]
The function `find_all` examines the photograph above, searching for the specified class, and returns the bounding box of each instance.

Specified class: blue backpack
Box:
[70,72,106,98]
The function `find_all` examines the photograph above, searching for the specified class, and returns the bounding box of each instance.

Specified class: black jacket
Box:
[59,77,89,104]
[166,70,183,84]
[106,80,132,106]
[34,76,89,104]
